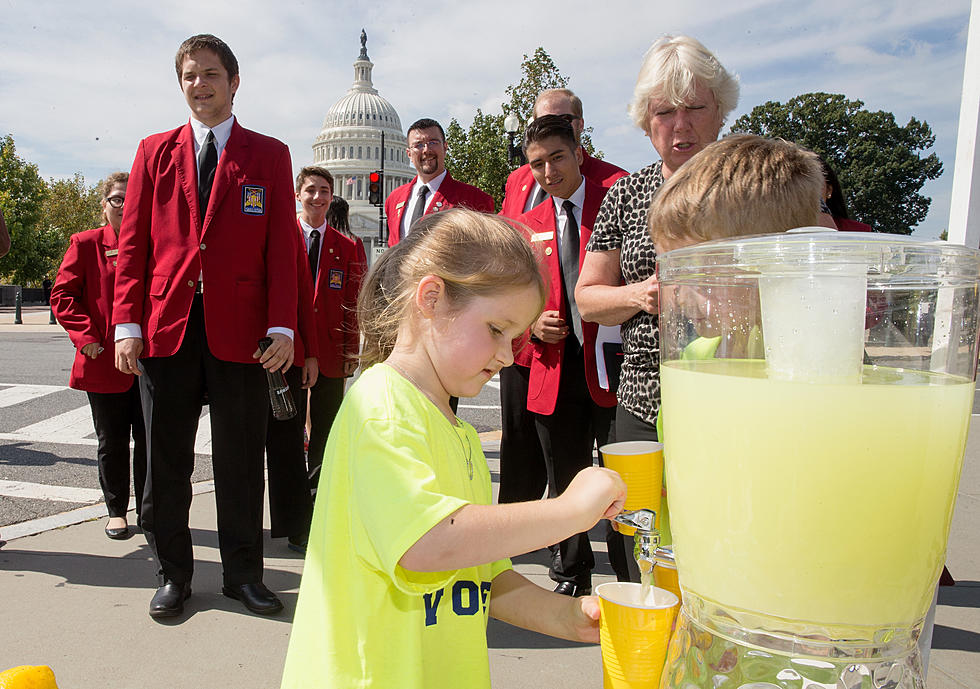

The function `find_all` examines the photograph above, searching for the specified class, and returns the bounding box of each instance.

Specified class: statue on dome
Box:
[359,29,368,60]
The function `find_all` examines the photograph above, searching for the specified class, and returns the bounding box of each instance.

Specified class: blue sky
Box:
[0,0,970,238]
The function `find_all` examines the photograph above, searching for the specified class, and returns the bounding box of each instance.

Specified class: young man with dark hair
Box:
[517,115,618,597]
[496,89,628,525]
[385,118,494,246]
[113,34,298,619]
[292,166,364,495]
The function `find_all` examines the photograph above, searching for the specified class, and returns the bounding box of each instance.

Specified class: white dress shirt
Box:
[300,217,327,265]
[550,176,586,248]
[401,170,447,236]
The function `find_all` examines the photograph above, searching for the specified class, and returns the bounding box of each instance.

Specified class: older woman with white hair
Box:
[575,36,738,559]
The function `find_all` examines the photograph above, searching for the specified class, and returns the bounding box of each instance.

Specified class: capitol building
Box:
[308,32,415,250]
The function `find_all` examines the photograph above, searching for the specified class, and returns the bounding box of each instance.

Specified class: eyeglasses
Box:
[409,139,444,152]
[105,196,125,208]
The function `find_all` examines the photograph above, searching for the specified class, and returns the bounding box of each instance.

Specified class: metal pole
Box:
[13,285,22,324]
[379,130,386,245]
[948,0,980,248]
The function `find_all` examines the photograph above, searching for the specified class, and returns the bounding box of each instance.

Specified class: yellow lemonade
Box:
[661,359,972,628]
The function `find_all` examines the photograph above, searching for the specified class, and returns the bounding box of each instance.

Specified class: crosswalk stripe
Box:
[0,383,65,408]
[13,406,95,442]
[0,479,104,503]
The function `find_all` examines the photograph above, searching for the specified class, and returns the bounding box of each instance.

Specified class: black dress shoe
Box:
[287,535,308,554]
[149,581,191,618]
[105,524,132,540]
[553,582,592,597]
[222,582,284,615]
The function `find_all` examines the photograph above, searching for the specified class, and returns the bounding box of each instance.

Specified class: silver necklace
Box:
[386,362,474,481]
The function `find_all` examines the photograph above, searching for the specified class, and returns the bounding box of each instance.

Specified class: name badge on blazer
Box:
[328,269,344,289]
[242,185,266,215]
[530,231,554,242]
[104,249,118,257]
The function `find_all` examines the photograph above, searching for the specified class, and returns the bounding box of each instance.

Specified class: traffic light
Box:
[368,171,383,206]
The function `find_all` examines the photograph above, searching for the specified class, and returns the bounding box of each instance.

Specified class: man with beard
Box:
[385,118,494,246]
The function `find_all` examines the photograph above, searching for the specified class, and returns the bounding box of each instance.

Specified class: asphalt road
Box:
[0,327,504,530]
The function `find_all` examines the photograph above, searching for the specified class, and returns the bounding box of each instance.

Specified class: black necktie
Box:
[198,130,217,222]
[308,229,321,281]
[530,185,548,209]
[560,199,582,344]
[408,184,429,233]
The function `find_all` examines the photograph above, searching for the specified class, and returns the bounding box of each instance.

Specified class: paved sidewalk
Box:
[0,304,60,332]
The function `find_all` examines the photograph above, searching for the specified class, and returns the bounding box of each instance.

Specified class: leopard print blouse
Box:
[585,161,665,427]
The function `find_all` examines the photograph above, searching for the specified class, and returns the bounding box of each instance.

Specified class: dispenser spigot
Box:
[612,509,659,575]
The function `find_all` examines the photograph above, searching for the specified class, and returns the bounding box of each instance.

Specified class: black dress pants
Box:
[534,338,615,587]
[138,295,268,586]
[306,375,345,493]
[497,363,548,504]
[265,365,313,539]
[87,381,146,519]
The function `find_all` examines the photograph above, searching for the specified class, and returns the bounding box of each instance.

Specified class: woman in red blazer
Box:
[51,173,146,540]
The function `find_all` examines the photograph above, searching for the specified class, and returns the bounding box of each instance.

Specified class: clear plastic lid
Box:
[658,231,980,288]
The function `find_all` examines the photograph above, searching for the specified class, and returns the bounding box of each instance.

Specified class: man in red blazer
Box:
[113,35,298,619]
[292,167,365,494]
[500,89,628,219]
[497,89,628,512]
[517,115,618,597]
[385,118,494,246]
[265,195,320,555]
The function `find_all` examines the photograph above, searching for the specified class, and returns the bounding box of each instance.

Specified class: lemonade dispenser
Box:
[655,232,980,688]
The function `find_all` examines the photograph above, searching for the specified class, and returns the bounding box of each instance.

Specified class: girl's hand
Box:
[562,593,602,644]
[559,467,627,531]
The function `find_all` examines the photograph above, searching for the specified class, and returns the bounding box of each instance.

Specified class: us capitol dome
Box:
[310,30,415,245]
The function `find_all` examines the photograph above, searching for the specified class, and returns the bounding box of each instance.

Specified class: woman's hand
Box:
[629,275,660,315]
[81,342,101,359]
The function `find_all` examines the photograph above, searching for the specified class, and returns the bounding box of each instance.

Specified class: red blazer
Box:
[519,178,617,415]
[835,217,873,232]
[304,221,365,378]
[51,225,136,393]
[113,119,298,364]
[499,150,628,220]
[293,228,319,365]
[385,172,495,246]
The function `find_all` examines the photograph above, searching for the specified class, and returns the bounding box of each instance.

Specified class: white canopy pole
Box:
[948,0,980,248]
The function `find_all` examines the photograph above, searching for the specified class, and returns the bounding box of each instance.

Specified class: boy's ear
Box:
[415,275,445,318]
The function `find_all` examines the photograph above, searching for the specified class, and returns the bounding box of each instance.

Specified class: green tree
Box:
[445,110,511,205]
[445,47,600,206]
[0,134,53,286]
[731,93,943,235]
[40,173,103,246]
[500,47,596,155]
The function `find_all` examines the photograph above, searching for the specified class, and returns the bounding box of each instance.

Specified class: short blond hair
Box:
[648,134,823,247]
[629,35,739,135]
[358,209,546,367]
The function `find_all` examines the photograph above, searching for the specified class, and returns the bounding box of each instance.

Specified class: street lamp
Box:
[503,113,525,167]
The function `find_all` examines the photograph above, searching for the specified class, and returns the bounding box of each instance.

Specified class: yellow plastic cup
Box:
[598,582,679,689]
[652,546,681,604]
[599,441,664,535]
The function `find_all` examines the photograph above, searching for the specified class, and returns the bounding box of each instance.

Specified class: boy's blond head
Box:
[648,134,823,251]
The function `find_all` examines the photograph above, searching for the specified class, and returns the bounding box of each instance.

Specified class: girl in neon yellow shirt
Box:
[281,209,627,689]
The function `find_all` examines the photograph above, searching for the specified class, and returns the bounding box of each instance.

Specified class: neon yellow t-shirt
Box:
[281,364,511,689]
